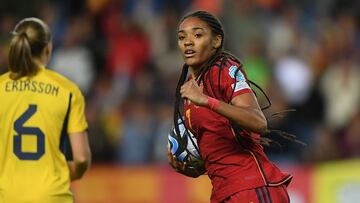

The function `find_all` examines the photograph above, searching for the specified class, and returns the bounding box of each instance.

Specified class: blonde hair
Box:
[8,17,51,80]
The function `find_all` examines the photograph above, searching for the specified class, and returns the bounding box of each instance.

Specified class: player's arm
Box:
[180,78,267,134]
[217,93,267,134]
[67,131,91,181]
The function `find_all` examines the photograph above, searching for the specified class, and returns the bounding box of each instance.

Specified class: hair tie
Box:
[10,31,18,36]
[10,31,28,39]
[20,32,28,39]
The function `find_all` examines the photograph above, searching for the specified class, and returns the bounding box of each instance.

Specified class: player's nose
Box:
[184,38,194,46]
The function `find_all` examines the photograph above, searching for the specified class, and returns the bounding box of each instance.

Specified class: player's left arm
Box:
[66,85,91,181]
[180,78,267,134]
[225,92,267,134]
[68,132,91,181]
[67,131,91,181]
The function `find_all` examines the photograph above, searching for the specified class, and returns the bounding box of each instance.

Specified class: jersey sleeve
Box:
[67,86,88,133]
[222,64,252,101]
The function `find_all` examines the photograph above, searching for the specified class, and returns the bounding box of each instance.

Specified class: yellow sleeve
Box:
[67,86,88,133]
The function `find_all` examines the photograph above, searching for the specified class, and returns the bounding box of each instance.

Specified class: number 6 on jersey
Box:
[13,104,45,160]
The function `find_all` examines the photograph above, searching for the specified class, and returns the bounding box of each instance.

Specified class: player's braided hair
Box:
[173,11,303,177]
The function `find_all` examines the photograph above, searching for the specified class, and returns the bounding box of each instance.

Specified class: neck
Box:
[189,66,201,78]
[33,58,45,69]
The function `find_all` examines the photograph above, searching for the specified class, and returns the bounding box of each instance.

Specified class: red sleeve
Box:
[222,62,252,102]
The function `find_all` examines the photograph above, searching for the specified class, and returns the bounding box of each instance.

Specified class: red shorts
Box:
[219,184,290,203]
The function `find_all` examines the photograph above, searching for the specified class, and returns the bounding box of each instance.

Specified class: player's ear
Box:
[45,43,52,56]
[43,42,53,63]
[212,35,222,49]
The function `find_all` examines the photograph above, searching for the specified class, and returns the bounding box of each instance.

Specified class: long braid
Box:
[216,52,304,145]
[174,64,189,138]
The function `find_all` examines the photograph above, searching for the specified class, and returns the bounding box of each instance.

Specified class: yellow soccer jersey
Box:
[0,66,88,203]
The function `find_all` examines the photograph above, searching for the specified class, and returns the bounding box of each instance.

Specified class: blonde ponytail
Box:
[8,18,51,80]
[8,32,37,80]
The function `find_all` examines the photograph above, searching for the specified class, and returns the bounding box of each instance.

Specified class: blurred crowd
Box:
[0,0,359,165]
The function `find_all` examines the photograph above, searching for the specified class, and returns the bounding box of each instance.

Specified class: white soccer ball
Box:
[168,119,201,163]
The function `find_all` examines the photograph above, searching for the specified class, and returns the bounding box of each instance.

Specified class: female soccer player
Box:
[168,11,292,203]
[0,18,91,203]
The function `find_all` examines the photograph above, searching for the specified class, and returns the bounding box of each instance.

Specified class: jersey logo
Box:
[229,66,246,82]
[232,81,250,92]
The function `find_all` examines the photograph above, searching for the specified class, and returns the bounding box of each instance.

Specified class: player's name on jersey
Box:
[5,80,59,96]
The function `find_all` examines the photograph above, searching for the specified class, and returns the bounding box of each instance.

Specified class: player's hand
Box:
[167,148,186,171]
[167,148,206,178]
[180,78,208,106]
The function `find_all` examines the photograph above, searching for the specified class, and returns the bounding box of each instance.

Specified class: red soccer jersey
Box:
[184,59,292,203]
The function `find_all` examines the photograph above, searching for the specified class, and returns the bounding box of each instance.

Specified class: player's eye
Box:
[194,33,202,38]
[178,35,185,40]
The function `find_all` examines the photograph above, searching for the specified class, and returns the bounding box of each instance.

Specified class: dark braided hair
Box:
[173,11,304,168]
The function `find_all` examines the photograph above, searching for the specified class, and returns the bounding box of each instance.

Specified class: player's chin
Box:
[184,58,201,68]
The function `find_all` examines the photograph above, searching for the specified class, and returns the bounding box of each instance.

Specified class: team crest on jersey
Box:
[229,66,250,92]
[231,81,250,92]
[229,66,246,82]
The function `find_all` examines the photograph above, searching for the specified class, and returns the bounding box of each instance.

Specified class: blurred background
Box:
[0,0,359,202]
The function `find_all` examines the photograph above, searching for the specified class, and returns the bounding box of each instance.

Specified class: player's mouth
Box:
[184,49,196,58]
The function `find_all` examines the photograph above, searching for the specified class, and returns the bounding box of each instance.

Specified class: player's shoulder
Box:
[211,57,247,82]
[43,69,82,95]
[0,72,10,83]
[211,56,243,72]
[224,58,243,71]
